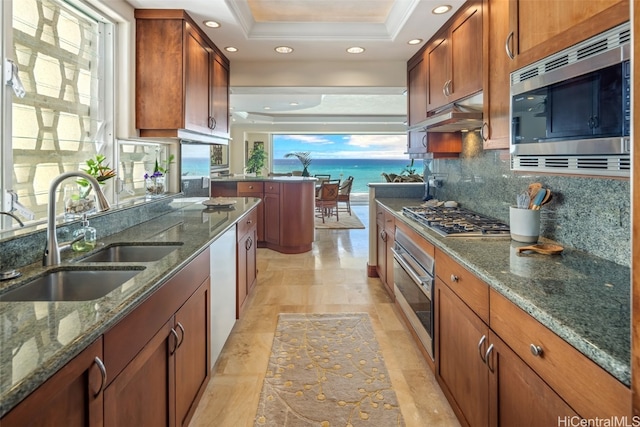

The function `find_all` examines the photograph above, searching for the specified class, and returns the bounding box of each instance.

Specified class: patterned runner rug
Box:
[254,313,405,426]
[314,212,365,229]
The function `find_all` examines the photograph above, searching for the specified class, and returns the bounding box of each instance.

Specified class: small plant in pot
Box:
[284,151,312,176]
[65,154,116,219]
[144,154,175,197]
[246,144,267,175]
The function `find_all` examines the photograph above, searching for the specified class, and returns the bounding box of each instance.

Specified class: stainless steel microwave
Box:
[510,22,630,177]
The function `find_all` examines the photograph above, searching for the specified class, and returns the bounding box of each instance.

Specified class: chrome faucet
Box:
[0,211,24,227]
[44,172,110,266]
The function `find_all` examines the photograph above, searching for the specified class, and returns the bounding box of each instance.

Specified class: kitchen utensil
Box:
[527,183,542,201]
[540,190,552,206]
[530,189,547,210]
[516,243,564,255]
[516,193,530,209]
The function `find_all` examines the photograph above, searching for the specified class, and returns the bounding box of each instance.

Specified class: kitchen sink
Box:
[0,267,144,302]
[79,243,182,263]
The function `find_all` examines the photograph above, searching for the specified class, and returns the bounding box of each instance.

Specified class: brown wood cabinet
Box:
[375,202,395,298]
[434,246,631,426]
[426,2,483,112]
[482,0,511,149]
[237,208,258,318]
[1,338,105,426]
[506,0,629,71]
[213,180,315,254]
[407,53,427,128]
[135,9,230,139]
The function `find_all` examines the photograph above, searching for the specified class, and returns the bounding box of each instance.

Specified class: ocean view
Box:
[273,158,423,193]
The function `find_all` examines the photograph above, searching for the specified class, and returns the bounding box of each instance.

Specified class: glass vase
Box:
[63,184,96,220]
[145,176,165,197]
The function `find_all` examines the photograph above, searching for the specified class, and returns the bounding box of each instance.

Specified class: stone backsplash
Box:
[426,132,630,267]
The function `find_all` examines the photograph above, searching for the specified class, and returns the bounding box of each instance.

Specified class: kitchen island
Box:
[0,197,260,420]
[211,176,316,254]
[375,196,631,422]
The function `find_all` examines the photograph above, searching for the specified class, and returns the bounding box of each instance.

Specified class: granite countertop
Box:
[211,176,317,183]
[376,197,630,387]
[0,197,260,417]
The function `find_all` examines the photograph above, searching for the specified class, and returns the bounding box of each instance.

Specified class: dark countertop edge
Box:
[211,176,317,182]
[0,198,260,418]
[375,197,630,387]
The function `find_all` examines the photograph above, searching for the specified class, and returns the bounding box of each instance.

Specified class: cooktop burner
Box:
[402,206,510,237]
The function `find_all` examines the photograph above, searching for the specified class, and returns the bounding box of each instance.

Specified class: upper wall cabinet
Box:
[505,0,629,71]
[135,10,230,140]
[426,2,483,113]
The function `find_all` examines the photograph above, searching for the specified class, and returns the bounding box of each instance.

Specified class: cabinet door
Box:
[436,279,490,427]
[184,23,212,135]
[408,54,427,125]
[483,0,511,149]
[487,332,577,426]
[264,192,280,245]
[376,220,387,285]
[407,130,427,155]
[508,0,628,70]
[175,280,210,427]
[246,226,258,293]
[426,37,450,111]
[105,320,175,427]
[2,338,105,427]
[450,3,483,101]
[383,212,395,298]
[237,229,249,318]
[210,54,229,137]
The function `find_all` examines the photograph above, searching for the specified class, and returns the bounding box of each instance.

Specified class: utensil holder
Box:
[509,207,540,243]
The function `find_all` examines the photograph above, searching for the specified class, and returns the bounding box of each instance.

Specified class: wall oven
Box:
[392,228,435,360]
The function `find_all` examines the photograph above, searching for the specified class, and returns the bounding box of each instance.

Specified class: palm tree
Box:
[284,152,312,176]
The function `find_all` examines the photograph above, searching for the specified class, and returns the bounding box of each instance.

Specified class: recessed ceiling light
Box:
[346,46,365,54]
[264,106,271,110]
[225,46,238,53]
[289,102,299,106]
[408,39,423,45]
[432,5,452,14]
[204,20,220,28]
[275,46,294,54]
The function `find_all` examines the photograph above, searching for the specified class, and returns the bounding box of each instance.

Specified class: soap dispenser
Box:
[72,213,97,252]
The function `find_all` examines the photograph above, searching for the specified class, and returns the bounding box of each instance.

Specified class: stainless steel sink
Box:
[0,268,144,302]
[80,243,182,263]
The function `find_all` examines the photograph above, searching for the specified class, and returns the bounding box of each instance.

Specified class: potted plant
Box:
[144,154,175,197]
[284,151,312,176]
[246,144,267,175]
[65,154,116,219]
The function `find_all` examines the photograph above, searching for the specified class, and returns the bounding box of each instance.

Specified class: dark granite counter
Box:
[376,197,630,387]
[0,197,260,417]
[211,176,317,183]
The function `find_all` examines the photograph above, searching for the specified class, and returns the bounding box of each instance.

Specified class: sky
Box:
[272,134,408,160]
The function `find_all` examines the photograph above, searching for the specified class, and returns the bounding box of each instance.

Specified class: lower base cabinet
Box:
[1,338,105,426]
[237,207,258,318]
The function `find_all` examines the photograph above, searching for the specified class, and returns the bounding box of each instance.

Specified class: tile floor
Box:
[189,205,460,427]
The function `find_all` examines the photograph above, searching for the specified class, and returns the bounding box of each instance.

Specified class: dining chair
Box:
[315,180,340,223]
[337,176,354,215]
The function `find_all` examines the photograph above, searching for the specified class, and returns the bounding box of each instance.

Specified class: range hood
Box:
[409,104,483,133]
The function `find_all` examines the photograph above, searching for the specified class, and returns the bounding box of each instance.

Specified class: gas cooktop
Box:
[402,206,510,237]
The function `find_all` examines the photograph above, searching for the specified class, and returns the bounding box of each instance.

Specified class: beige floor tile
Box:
[189,205,459,427]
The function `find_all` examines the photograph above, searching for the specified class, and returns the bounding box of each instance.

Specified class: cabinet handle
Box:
[248,185,254,189]
[380,230,387,242]
[421,134,427,147]
[176,322,185,349]
[478,335,487,363]
[505,32,515,60]
[442,81,448,97]
[447,80,452,96]
[93,356,107,397]
[246,236,253,251]
[485,344,495,372]
[530,344,543,357]
[450,274,459,282]
[480,122,489,141]
[169,328,179,355]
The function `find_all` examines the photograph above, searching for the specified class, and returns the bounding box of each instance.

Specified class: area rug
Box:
[254,313,405,426]
[314,212,365,230]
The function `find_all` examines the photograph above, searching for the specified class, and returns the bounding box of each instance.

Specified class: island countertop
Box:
[376,197,630,387]
[0,197,260,417]
[211,175,317,182]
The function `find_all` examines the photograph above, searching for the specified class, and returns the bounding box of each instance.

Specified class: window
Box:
[3,0,114,226]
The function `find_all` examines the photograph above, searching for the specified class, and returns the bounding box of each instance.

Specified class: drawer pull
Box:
[169,328,179,355]
[485,344,495,372]
[478,335,487,363]
[93,357,107,397]
[176,322,185,349]
[248,185,253,189]
[450,274,459,282]
[530,344,543,357]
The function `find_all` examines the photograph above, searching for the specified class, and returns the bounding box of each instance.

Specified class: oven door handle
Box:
[391,247,431,289]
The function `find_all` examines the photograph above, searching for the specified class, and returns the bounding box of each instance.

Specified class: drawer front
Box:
[237,182,263,195]
[237,207,258,238]
[264,182,280,194]
[435,248,488,322]
[490,288,630,419]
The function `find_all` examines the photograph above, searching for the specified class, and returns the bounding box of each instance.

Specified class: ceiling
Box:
[125,0,466,126]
